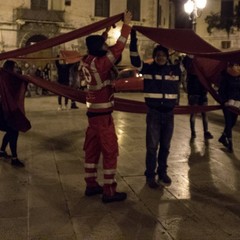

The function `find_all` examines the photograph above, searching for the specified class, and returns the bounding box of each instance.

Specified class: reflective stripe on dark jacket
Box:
[130,51,181,110]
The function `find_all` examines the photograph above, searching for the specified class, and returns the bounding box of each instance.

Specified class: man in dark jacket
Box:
[130,30,181,188]
[55,56,73,110]
[218,62,240,152]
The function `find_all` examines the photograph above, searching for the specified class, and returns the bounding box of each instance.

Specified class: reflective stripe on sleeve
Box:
[87,80,111,90]
[130,51,139,57]
[118,36,127,44]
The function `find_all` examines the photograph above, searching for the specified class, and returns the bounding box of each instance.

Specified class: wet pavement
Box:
[0,92,240,240]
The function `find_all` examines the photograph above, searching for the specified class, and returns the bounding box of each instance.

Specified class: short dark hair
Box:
[3,60,16,71]
[152,45,169,59]
[86,35,106,56]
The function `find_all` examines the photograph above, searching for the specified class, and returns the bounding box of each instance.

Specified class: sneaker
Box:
[85,185,103,196]
[62,105,69,110]
[146,178,159,189]
[11,158,25,167]
[102,192,127,203]
[204,131,213,139]
[158,174,172,187]
[57,105,62,111]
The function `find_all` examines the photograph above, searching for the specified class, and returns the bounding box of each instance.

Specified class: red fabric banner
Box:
[0,13,123,61]
[0,70,31,132]
[2,13,240,133]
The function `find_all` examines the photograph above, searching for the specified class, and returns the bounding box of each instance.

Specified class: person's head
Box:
[152,45,169,66]
[86,35,107,57]
[3,60,17,72]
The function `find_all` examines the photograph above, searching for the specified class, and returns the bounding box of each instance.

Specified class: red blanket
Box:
[1,12,240,133]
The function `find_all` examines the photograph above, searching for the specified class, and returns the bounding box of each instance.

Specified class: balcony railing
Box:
[15,8,64,23]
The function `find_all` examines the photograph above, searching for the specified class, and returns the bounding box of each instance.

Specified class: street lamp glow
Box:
[184,0,194,15]
[184,0,207,31]
[196,0,207,9]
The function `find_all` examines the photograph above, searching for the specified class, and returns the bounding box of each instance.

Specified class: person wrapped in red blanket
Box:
[0,60,31,167]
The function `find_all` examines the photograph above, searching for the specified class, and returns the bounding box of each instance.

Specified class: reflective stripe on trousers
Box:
[83,114,118,195]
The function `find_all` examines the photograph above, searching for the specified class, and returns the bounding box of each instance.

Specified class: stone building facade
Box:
[0,0,239,68]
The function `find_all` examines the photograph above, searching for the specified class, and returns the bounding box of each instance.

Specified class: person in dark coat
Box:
[130,30,182,189]
[218,62,240,152]
[0,60,29,167]
[183,55,213,140]
[55,56,73,110]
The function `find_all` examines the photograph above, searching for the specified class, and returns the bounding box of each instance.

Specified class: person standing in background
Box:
[183,55,213,140]
[69,62,80,109]
[42,63,51,95]
[0,60,27,167]
[55,56,73,111]
[218,62,240,153]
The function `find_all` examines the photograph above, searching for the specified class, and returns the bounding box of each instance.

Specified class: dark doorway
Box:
[25,34,52,68]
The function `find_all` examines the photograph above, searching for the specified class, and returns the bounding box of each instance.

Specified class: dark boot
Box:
[85,185,103,196]
[71,102,79,109]
[227,138,233,153]
[218,133,229,147]
[102,192,127,203]
[11,158,25,167]
[158,173,172,186]
[146,178,159,189]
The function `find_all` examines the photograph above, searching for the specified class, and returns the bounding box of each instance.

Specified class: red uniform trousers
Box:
[83,114,118,196]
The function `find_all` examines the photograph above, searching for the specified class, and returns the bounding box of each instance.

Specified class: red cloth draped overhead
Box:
[0,70,31,132]
[1,12,240,129]
[133,25,240,115]
[0,13,123,61]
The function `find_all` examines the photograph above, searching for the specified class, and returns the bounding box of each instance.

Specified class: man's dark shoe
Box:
[227,139,233,153]
[158,174,172,187]
[218,134,229,147]
[85,185,103,196]
[102,192,127,203]
[71,103,79,109]
[204,131,213,139]
[0,151,10,158]
[191,131,196,138]
[11,158,25,167]
[147,178,159,189]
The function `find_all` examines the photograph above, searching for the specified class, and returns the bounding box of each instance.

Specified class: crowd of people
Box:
[0,10,239,204]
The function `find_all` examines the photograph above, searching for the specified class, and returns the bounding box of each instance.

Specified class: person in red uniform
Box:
[83,10,132,203]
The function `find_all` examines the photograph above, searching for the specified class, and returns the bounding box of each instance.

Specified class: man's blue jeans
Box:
[145,108,174,180]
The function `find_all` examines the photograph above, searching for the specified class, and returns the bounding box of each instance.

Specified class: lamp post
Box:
[184,0,207,32]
